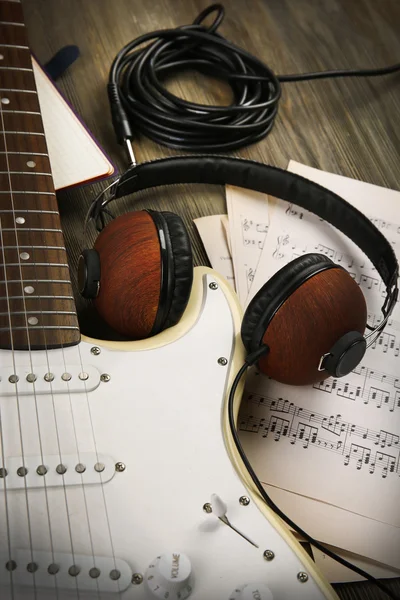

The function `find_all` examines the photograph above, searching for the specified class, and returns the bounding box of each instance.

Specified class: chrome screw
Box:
[100,373,111,382]
[218,357,228,366]
[239,496,250,506]
[297,572,309,583]
[203,503,212,513]
[263,550,275,561]
[115,462,126,472]
[91,346,101,355]
[209,282,218,290]
[132,573,143,585]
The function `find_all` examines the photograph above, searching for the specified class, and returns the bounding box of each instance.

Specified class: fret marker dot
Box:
[26,161,36,168]
[16,217,25,224]
[20,252,30,261]
[24,286,34,294]
[1,97,10,105]
[0,55,4,61]
[28,317,38,325]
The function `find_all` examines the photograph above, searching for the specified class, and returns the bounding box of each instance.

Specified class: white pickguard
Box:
[0,268,337,600]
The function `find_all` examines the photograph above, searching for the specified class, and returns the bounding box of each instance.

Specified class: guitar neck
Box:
[0,0,80,350]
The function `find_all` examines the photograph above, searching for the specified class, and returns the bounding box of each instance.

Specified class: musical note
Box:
[240,392,400,479]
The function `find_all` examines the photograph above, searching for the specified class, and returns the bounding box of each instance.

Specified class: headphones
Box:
[78,156,399,386]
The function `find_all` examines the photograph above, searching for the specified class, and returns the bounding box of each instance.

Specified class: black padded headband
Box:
[98,155,398,290]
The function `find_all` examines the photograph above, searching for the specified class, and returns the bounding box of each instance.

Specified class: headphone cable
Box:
[108,3,400,156]
[228,348,398,600]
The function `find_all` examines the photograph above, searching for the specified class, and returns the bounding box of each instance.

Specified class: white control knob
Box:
[230,583,274,600]
[145,552,193,599]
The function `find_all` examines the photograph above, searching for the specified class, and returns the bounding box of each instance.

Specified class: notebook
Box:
[32,57,115,191]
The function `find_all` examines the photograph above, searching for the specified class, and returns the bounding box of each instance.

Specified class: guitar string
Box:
[0,97,38,599]
[22,101,99,597]
[25,204,78,599]
[0,217,16,600]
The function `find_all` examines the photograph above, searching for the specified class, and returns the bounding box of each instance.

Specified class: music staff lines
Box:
[314,378,400,412]
[241,394,400,478]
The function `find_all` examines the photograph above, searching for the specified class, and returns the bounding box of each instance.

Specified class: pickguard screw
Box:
[239,496,250,506]
[297,571,308,583]
[115,462,126,472]
[203,502,212,513]
[218,357,228,366]
[209,282,218,290]
[100,373,111,382]
[132,573,143,585]
[263,549,275,561]
[91,346,101,355]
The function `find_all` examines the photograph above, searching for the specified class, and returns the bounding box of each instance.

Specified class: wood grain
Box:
[0,0,79,349]
[94,210,162,339]
[21,0,400,597]
[259,268,367,385]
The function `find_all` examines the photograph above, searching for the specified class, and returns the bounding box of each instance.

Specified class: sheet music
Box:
[239,165,400,535]
[194,215,236,290]
[226,186,269,305]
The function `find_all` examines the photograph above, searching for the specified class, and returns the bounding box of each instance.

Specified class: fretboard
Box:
[0,0,80,350]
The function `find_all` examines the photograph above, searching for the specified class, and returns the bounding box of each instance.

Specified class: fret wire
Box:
[1,245,66,250]
[0,89,36,93]
[0,172,53,176]
[2,131,45,136]
[0,44,28,49]
[0,66,33,72]
[1,227,62,231]
[1,295,75,300]
[0,310,77,315]
[0,151,49,156]
[0,326,80,331]
[0,210,59,214]
[1,110,41,115]
[0,262,69,267]
[1,279,71,283]
[0,191,56,195]
[0,21,25,27]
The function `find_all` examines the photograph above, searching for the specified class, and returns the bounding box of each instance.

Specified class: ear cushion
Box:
[161,211,193,328]
[241,253,337,352]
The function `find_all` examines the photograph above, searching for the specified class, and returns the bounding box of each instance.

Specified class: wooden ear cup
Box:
[90,210,193,340]
[242,254,367,386]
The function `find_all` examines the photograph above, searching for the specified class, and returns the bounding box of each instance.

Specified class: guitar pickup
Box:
[0,365,100,396]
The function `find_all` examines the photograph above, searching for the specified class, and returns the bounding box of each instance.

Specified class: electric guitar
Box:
[0,1,339,598]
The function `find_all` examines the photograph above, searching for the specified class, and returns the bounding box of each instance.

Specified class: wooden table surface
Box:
[22,0,400,598]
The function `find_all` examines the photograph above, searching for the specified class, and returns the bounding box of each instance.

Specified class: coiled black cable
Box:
[108,3,400,153]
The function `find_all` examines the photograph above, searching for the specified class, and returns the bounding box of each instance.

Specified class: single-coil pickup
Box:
[0,453,116,489]
[0,365,100,395]
[0,550,132,593]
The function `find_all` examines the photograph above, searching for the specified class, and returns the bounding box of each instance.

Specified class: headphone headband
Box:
[92,155,399,293]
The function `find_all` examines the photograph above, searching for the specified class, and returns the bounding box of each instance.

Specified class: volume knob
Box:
[230,583,274,600]
[145,552,193,599]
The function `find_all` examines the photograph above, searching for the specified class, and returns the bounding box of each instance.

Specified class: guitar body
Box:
[0,268,337,600]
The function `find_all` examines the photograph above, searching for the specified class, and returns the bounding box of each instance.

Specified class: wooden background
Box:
[22,0,400,598]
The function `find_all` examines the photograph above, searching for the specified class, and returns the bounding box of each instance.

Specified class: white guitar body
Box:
[0,268,337,600]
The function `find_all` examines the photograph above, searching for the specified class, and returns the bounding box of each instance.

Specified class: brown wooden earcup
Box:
[241,253,368,385]
[87,209,193,339]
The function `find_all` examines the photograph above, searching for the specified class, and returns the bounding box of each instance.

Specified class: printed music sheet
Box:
[239,164,400,548]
